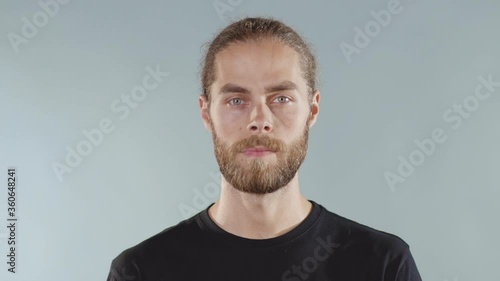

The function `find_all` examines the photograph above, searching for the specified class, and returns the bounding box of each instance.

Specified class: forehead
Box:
[212,39,305,91]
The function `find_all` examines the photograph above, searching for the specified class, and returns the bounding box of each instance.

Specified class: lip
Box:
[243,146,274,153]
[241,147,275,157]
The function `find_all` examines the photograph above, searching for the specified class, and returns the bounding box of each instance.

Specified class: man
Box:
[106,17,422,281]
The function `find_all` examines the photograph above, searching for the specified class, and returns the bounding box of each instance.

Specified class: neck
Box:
[208,173,313,239]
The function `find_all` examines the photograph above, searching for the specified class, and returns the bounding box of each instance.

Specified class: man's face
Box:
[200,38,319,194]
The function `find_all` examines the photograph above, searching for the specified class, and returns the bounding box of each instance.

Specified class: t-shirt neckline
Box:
[198,199,323,249]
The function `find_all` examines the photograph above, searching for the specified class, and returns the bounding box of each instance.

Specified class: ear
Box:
[308,90,320,128]
[199,95,213,134]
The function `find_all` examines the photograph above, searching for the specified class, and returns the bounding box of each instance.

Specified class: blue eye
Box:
[274,96,291,103]
[228,96,291,106]
[228,98,244,106]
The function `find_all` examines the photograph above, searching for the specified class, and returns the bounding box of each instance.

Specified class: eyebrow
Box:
[218,80,299,96]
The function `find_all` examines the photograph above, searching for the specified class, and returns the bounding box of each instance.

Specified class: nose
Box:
[247,101,273,134]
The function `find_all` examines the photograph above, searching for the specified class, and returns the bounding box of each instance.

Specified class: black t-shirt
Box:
[106,200,422,281]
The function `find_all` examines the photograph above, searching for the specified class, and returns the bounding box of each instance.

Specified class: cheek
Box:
[213,110,243,137]
[280,108,298,122]
[276,107,306,129]
[213,103,306,133]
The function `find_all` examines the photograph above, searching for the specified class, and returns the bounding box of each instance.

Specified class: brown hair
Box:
[200,17,318,108]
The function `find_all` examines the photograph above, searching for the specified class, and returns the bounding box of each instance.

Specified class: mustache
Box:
[233,135,285,153]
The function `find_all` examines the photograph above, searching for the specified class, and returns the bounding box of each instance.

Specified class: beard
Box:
[211,118,310,195]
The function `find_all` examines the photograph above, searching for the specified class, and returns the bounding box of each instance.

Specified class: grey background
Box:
[1,0,499,280]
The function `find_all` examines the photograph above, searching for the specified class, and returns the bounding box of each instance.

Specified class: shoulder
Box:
[321,207,410,259]
[108,215,200,276]
[314,204,422,280]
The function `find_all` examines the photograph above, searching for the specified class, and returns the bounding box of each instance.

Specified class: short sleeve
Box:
[106,253,141,281]
[394,246,422,281]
